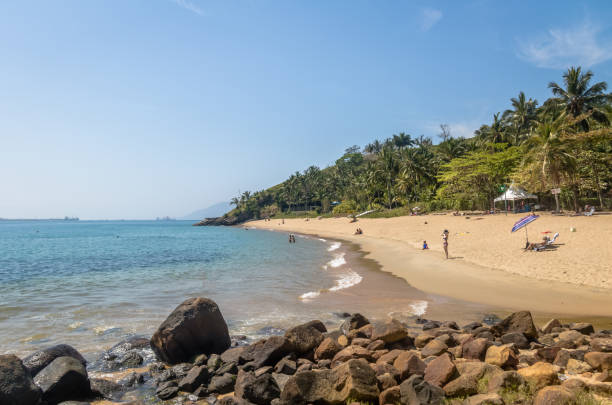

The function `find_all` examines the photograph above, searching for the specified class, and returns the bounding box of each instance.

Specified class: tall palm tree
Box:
[375,147,398,208]
[392,132,414,150]
[504,92,538,145]
[548,66,611,130]
[519,117,578,212]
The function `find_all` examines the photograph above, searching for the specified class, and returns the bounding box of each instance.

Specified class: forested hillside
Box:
[225,67,612,221]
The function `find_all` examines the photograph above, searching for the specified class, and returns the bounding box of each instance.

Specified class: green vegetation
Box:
[228,67,612,221]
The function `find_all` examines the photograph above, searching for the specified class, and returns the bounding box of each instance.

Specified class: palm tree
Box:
[375,147,398,208]
[392,132,414,150]
[519,117,578,212]
[230,197,240,209]
[504,92,538,145]
[475,113,509,146]
[364,140,383,154]
[548,66,611,130]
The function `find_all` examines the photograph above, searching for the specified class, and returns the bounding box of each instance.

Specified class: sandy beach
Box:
[248,213,612,318]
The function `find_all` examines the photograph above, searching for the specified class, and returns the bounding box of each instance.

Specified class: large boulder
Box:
[462,338,491,361]
[533,385,574,405]
[331,345,374,367]
[584,352,612,371]
[284,321,325,355]
[280,358,379,404]
[516,361,559,390]
[178,365,209,392]
[399,374,445,405]
[393,351,426,380]
[23,344,87,377]
[424,353,456,387]
[340,313,370,334]
[591,337,612,353]
[235,370,281,404]
[0,354,42,405]
[150,297,231,364]
[370,319,408,344]
[485,344,518,369]
[244,336,294,369]
[490,311,538,340]
[314,337,343,361]
[33,356,90,405]
[443,362,502,398]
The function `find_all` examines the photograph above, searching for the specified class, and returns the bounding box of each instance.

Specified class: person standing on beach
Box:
[442,230,449,259]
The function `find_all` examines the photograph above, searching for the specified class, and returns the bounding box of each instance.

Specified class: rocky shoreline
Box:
[2,297,612,405]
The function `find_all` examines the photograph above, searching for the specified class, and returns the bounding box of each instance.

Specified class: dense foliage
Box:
[227,67,612,219]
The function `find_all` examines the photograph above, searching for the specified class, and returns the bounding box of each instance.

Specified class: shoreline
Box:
[247,215,612,323]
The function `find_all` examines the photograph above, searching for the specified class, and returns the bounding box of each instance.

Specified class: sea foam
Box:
[326,253,346,268]
[327,242,341,252]
[410,300,428,316]
[329,270,363,291]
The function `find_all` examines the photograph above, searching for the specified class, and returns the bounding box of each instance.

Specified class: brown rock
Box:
[442,361,502,398]
[556,330,587,348]
[536,346,561,363]
[462,338,491,361]
[337,335,349,347]
[367,339,385,351]
[279,358,379,404]
[569,322,594,335]
[533,385,574,405]
[541,319,561,334]
[421,339,448,357]
[491,311,538,340]
[584,352,612,371]
[485,344,518,369]
[562,377,587,391]
[565,358,592,374]
[487,370,525,393]
[465,393,503,405]
[331,345,373,366]
[393,351,426,380]
[351,338,371,347]
[376,349,404,366]
[424,353,456,387]
[516,361,559,390]
[371,319,407,344]
[314,337,342,361]
[415,334,434,348]
[284,321,325,355]
[378,385,400,405]
[377,372,397,390]
[591,337,612,353]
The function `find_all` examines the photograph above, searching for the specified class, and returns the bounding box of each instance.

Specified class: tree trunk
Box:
[554,194,560,213]
[572,185,579,213]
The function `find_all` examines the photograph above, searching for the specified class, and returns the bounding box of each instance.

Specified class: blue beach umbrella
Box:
[512,214,539,244]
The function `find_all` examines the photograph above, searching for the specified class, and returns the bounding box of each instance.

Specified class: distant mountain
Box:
[180,201,232,220]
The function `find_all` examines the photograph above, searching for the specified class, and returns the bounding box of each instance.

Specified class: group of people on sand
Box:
[288,234,296,243]
[421,229,450,259]
[354,227,363,235]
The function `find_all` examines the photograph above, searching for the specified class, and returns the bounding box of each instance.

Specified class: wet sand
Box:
[248,214,612,322]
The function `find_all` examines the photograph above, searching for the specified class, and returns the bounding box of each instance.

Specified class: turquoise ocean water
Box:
[0,220,458,360]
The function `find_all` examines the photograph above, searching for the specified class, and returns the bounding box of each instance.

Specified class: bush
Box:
[332,200,358,215]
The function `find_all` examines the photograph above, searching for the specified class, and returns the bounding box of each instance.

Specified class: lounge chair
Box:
[584,207,595,216]
[531,233,559,251]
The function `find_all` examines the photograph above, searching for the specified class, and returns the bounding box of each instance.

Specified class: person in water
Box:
[442,230,449,259]
[422,240,428,249]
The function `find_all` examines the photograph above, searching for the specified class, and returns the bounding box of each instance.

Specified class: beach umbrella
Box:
[511,214,539,244]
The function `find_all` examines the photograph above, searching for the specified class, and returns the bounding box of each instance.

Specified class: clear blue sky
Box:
[2,1,612,219]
